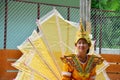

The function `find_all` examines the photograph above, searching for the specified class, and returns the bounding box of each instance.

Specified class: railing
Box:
[0,49,120,80]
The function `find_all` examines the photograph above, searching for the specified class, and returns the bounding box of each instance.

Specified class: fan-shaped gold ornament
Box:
[12,9,110,80]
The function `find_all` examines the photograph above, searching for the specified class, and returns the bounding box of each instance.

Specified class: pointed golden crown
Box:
[75,19,91,46]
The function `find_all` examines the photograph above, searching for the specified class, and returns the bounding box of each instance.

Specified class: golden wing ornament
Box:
[12,9,109,80]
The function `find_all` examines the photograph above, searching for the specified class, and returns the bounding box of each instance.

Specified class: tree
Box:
[91,0,120,11]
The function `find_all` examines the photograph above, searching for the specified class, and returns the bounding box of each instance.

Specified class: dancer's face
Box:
[75,38,89,54]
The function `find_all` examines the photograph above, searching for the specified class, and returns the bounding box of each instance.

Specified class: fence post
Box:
[37,3,40,32]
[80,0,91,30]
[4,0,8,49]
[99,15,102,54]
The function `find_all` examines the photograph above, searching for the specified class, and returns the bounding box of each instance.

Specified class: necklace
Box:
[78,55,88,64]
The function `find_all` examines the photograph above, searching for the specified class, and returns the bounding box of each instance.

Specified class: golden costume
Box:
[12,9,109,80]
[61,19,104,80]
[61,54,103,80]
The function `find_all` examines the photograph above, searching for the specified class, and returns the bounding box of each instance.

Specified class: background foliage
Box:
[91,0,120,11]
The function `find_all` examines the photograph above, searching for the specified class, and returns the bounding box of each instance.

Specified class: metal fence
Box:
[0,0,120,54]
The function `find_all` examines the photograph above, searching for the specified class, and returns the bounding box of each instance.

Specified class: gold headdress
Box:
[75,19,91,46]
